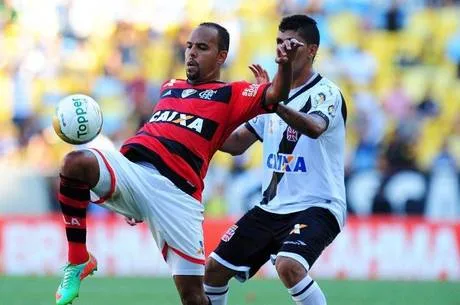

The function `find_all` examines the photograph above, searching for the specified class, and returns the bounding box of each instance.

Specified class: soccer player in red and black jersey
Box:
[55,22,303,305]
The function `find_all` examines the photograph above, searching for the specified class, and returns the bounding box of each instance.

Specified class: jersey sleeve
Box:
[229,81,273,126]
[307,87,342,131]
[244,115,265,142]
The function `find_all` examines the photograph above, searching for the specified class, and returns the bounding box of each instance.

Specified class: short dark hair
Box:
[279,15,320,45]
[199,22,230,51]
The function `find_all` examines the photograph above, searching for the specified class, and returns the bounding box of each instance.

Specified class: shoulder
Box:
[308,77,343,109]
[229,80,249,86]
[311,76,348,124]
[229,80,251,90]
[311,76,342,99]
[160,79,187,89]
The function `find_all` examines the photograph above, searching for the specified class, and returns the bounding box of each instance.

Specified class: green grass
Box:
[0,276,459,305]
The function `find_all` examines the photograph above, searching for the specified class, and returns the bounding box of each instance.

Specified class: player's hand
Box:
[249,64,270,84]
[125,217,143,226]
[276,38,304,65]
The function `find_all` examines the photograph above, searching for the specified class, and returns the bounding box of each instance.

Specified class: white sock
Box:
[204,284,229,305]
[287,275,326,305]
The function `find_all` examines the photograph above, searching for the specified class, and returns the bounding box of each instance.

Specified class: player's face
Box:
[185,26,227,83]
[276,30,317,77]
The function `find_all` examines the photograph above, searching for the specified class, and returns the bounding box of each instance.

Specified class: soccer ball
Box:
[52,94,103,145]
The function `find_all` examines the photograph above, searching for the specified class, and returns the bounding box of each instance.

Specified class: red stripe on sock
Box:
[58,193,88,208]
[60,174,90,188]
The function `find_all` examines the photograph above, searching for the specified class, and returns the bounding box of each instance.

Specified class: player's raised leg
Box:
[56,150,99,305]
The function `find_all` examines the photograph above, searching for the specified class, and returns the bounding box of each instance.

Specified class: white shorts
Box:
[87,148,205,276]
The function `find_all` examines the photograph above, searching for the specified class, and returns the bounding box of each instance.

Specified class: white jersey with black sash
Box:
[245,73,347,228]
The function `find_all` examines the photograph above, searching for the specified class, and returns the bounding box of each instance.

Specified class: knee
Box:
[205,257,222,274]
[275,256,307,286]
[61,150,99,184]
[204,258,233,286]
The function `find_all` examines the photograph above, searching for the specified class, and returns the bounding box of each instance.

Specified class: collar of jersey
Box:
[284,74,322,105]
[185,79,226,86]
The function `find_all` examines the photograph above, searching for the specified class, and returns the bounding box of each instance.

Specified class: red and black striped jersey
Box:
[120,79,272,201]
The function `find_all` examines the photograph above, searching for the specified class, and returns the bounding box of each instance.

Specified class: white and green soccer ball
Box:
[53,94,103,145]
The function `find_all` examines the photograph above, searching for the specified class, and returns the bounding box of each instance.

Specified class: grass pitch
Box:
[0,276,458,305]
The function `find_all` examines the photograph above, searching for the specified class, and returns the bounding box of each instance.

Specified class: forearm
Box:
[264,63,292,105]
[220,135,245,155]
[219,127,257,155]
[276,104,326,139]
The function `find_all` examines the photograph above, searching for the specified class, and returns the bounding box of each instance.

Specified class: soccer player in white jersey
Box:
[204,15,347,305]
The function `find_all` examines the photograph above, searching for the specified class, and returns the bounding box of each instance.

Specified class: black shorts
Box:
[211,206,340,282]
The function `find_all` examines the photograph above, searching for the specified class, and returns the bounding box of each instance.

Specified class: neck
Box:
[291,68,313,89]
[188,70,220,85]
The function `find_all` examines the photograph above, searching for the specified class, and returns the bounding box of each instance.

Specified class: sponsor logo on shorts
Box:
[290,224,308,235]
[221,224,238,242]
[283,240,307,246]
[197,240,204,255]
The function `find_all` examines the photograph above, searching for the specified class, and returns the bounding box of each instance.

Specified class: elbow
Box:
[221,147,244,156]
[305,121,326,139]
[276,90,289,103]
[302,127,323,139]
[227,149,244,156]
[266,89,288,105]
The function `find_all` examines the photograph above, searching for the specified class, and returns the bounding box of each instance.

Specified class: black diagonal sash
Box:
[260,96,312,205]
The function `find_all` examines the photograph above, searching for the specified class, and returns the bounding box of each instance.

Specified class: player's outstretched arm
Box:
[264,39,304,106]
[219,125,258,156]
[276,103,327,139]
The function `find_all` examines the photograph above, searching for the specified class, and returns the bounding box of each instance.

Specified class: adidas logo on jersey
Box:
[266,153,307,173]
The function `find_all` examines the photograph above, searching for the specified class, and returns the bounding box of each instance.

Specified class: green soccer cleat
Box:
[55,253,98,305]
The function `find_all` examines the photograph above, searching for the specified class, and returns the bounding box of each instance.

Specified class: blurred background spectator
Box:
[0,0,459,220]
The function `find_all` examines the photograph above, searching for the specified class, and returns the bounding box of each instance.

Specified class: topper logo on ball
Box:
[72,98,89,138]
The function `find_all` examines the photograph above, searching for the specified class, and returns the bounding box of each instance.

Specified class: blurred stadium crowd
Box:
[0,0,459,218]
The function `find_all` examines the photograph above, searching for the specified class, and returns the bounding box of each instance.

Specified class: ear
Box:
[216,50,228,66]
[308,45,319,60]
